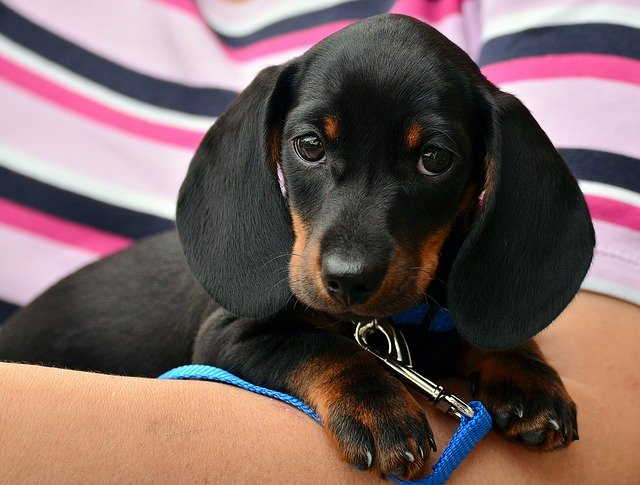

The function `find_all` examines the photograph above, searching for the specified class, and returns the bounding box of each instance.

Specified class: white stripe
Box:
[197,0,353,37]
[0,35,216,132]
[0,145,176,219]
[579,181,640,208]
[483,3,640,41]
[582,275,640,306]
[0,224,98,305]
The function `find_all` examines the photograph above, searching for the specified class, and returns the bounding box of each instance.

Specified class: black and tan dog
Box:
[0,15,594,480]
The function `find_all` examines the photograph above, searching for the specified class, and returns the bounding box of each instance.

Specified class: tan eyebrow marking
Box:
[323,115,339,140]
[405,123,422,149]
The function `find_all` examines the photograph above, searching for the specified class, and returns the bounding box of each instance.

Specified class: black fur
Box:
[0,14,593,477]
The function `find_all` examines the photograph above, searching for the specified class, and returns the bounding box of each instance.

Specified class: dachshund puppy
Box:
[0,14,593,480]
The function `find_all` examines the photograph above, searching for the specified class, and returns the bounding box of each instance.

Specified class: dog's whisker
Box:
[260,252,300,268]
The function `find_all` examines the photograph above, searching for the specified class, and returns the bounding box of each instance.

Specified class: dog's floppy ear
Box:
[176,64,295,318]
[448,89,594,349]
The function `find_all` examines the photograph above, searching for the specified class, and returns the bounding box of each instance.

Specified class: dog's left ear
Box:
[176,64,296,318]
[448,89,595,349]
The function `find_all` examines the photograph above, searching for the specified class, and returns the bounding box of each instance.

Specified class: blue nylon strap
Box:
[159,364,492,484]
[392,303,456,333]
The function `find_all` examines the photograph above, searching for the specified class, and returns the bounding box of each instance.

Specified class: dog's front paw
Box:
[471,357,578,451]
[323,378,435,480]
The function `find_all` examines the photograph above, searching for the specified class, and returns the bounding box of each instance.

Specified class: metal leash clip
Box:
[354,319,474,420]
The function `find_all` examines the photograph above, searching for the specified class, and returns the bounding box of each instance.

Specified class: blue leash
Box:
[159,364,491,484]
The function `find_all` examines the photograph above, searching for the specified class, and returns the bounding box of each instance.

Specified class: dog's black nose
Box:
[321,252,385,306]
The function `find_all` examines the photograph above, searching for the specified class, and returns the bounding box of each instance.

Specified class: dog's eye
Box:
[417,147,453,176]
[294,135,325,163]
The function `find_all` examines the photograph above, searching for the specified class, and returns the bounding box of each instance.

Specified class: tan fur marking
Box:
[405,123,422,150]
[289,210,308,285]
[416,225,453,291]
[324,115,339,141]
[483,156,497,195]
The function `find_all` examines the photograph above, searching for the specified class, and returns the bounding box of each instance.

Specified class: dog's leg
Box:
[192,309,435,480]
[458,339,578,450]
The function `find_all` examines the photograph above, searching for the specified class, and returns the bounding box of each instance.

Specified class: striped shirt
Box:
[1,0,638,322]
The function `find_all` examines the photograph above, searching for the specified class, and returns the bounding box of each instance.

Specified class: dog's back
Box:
[0,231,213,376]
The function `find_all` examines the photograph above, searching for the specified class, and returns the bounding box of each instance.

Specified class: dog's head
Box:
[177,14,594,349]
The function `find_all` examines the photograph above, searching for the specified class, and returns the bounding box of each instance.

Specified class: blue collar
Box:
[391,303,455,333]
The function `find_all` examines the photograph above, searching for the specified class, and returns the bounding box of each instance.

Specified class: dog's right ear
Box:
[177,64,296,318]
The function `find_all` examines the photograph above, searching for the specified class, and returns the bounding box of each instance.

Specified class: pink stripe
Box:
[0,224,99,305]
[498,78,640,161]
[221,20,354,61]
[0,81,190,201]
[586,195,640,231]
[483,54,640,86]
[390,0,465,23]
[0,199,132,256]
[0,55,204,150]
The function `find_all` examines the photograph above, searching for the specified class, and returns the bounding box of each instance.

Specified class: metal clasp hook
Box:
[354,319,474,420]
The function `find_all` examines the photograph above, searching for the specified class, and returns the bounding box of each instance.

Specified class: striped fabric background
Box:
[1,0,638,323]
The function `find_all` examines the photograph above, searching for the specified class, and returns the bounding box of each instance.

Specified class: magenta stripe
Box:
[152,0,200,17]
[0,55,204,149]
[0,81,190,200]
[220,20,353,61]
[586,195,640,231]
[483,54,640,86]
[390,0,465,23]
[498,78,640,161]
[0,198,132,255]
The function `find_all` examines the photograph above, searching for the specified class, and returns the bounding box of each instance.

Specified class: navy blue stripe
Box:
[479,24,640,66]
[0,3,237,117]
[0,300,19,324]
[559,149,640,195]
[213,0,394,47]
[0,167,174,239]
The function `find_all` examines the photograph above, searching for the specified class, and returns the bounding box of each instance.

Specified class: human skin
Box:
[1,291,638,485]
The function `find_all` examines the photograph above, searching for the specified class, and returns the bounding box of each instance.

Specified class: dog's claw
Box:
[513,403,524,419]
[548,417,560,431]
[352,450,373,470]
[427,433,437,452]
[404,450,415,463]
